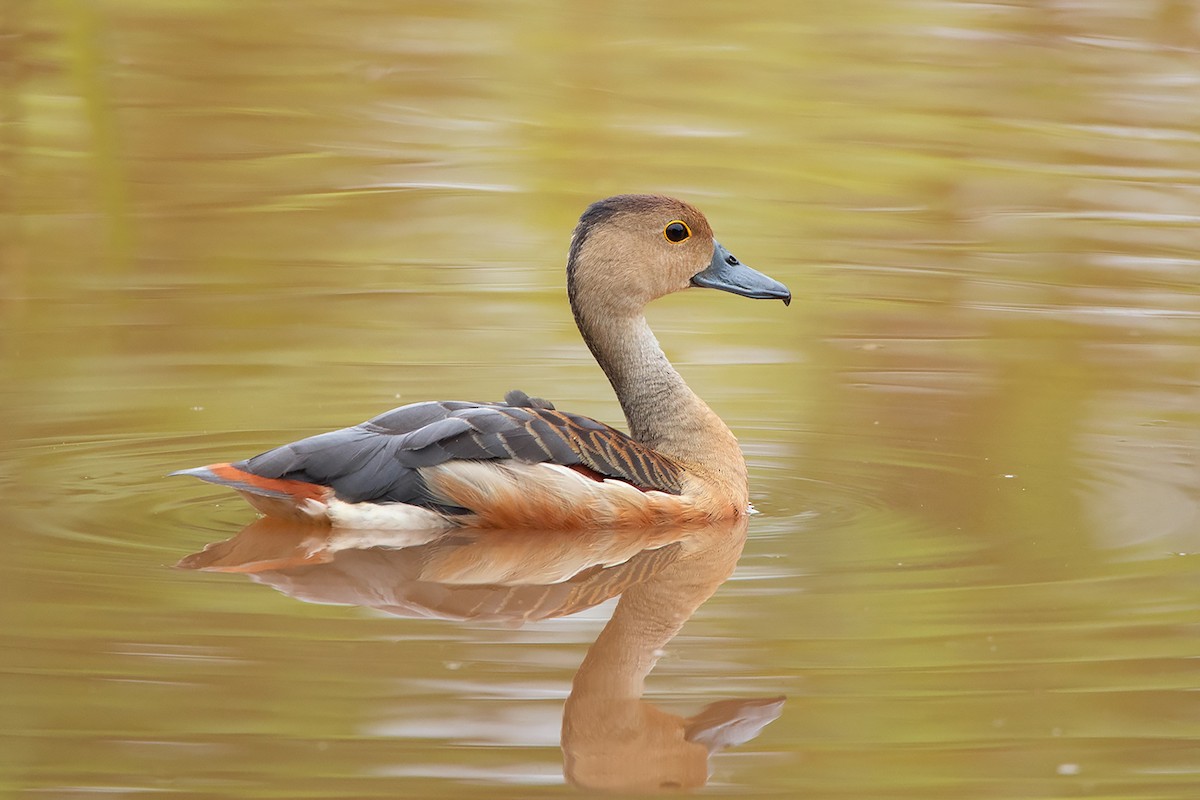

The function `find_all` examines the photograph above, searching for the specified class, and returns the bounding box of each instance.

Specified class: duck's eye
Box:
[663,221,691,243]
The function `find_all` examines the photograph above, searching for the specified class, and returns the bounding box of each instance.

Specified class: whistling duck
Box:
[174,195,790,529]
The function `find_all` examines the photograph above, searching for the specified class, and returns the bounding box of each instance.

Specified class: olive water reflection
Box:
[177,517,783,792]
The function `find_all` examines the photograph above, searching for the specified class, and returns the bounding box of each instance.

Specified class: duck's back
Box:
[175,390,688,527]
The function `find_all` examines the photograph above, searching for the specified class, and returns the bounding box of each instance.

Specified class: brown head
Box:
[566,194,790,321]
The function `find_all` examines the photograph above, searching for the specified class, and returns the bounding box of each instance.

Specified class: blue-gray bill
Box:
[690,241,791,305]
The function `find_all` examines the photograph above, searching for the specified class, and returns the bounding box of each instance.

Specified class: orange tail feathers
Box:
[171,463,332,522]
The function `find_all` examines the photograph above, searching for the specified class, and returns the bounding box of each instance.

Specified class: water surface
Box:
[3,1,1199,797]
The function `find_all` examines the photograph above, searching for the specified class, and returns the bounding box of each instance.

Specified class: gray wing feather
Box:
[236,392,682,508]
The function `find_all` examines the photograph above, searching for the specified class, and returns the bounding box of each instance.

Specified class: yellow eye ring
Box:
[663,220,691,243]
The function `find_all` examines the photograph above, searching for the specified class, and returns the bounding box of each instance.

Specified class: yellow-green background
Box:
[3,1,1199,797]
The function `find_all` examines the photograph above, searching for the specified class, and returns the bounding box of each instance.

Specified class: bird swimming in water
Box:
[174,195,790,529]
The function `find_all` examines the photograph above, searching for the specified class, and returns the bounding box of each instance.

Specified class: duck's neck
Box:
[572,304,744,481]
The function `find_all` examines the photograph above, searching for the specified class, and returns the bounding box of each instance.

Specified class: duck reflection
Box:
[178,518,783,792]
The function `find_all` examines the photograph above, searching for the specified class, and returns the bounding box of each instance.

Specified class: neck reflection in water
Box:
[178,517,783,792]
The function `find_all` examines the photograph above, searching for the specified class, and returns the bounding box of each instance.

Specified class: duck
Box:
[174,194,790,529]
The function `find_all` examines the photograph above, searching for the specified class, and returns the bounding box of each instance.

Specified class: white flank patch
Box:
[323,498,455,531]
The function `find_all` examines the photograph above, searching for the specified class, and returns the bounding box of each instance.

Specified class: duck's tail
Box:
[170,463,333,522]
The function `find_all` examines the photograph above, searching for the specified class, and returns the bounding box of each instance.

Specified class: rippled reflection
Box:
[178,517,783,791]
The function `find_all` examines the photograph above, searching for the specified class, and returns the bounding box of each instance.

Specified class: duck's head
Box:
[566,194,791,317]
